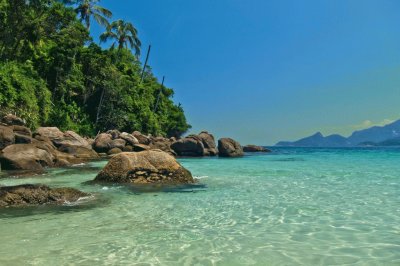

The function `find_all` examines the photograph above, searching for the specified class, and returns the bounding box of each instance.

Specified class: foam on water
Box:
[0,147,399,265]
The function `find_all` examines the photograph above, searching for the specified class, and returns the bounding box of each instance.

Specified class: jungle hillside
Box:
[0,0,191,138]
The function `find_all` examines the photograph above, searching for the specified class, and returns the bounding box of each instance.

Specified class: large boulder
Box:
[132,131,151,145]
[55,130,91,149]
[171,135,205,156]
[12,125,32,144]
[35,127,64,140]
[1,114,25,126]
[109,139,126,150]
[0,143,56,171]
[57,144,99,160]
[95,150,194,185]
[218,138,244,157]
[35,128,91,149]
[243,145,271,152]
[119,132,139,146]
[0,184,89,208]
[149,137,176,156]
[93,133,113,153]
[198,131,218,156]
[0,125,15,150]
[106,130,121,140]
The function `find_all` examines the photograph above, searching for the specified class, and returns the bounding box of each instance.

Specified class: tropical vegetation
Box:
[0,0,191,138]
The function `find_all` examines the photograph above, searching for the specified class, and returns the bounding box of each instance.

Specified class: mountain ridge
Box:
[276,119,400,147]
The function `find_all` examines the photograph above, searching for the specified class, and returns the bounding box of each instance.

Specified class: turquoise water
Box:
[0,148,399,265]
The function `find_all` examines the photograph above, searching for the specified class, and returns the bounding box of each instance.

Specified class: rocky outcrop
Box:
[171,135,205,156]
[198,131,218,156]
[149,137,176,156]
[243,145,271,152]
[107,147,122,155]
[34,128,91,149]
[0,143,56,171]
[132,131,151,145]
[1,114,25,126]
[218,138,244,157]
[0,184,89,208]
[0,125,15,149]
[95,150,194,185]
[34,127,64,140]
[93,133,113,153]
[119,132,139,146]
[57,144,99,160]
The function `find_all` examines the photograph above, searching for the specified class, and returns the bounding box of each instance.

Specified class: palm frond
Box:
[93,13,109,27]
[93,5,112,18]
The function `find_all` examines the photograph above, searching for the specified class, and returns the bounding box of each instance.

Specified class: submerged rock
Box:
[95,150,194,185]
[0,184,89,208]
[218,138,244,157]
[243,145,271,152]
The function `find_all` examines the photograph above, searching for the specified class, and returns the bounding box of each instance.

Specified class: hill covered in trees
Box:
[0,0,191,137]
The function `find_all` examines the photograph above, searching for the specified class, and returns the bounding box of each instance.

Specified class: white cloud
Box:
[351,118,395,130]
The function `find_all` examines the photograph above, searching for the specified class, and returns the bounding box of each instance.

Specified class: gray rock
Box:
[218,138,244,157]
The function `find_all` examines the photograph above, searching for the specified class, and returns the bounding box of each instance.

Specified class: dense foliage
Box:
[0,0,190,137]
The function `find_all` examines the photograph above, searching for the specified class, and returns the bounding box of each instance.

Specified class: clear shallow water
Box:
[0,148,399,265]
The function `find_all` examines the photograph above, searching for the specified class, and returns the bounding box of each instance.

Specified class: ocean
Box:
[0,147,399,265]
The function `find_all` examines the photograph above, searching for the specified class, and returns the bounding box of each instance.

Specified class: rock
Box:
[0,125,15,149]
[243,145,271,152]
[149,137,176,156]
[132,131,151,145]
[198,131,218,156]
[106,130,121,139]
[109,139,126,150]
[171,135,205,156]
[54,130,91,149]
[34,128,91,149]
[1,114,25,126]
[14,133,32,144]
[119,132,139,145]
[86,138,95,146]
[0,143,55,171]
[11,125,31,136]
[123,145,133,152]
[0,184,89,208]
[218,138,244,157]
[93,133,113,153]
[35,127,64,140]
[107,147,122,155]
[57,144,99,160]
[95,150,194,185]
[133,144,151,151]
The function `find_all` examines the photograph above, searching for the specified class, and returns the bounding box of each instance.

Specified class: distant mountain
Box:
[276,132,350,147]
[348,120,400,144]
[276,119,400,147]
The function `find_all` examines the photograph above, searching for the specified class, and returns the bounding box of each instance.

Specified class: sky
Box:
[91,0,400,145]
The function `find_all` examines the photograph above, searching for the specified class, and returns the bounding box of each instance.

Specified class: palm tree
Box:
[100,19,141,56]
[74,0,112,31]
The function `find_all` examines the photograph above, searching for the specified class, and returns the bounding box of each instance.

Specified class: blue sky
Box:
[91,0,400,145]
